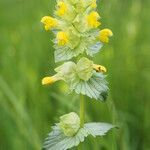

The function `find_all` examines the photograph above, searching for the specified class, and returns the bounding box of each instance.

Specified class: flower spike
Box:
[41,0,115,149]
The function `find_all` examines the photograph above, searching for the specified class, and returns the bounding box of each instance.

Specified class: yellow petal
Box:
[42,76,57,85]
[41,16,57,31]
[87,11,101,28]
[99,29,113,43]
[56,31,69,46]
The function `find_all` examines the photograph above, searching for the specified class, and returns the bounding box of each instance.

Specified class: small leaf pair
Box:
[43,112,116,150]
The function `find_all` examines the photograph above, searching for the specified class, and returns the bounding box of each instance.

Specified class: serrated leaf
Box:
[87,42,103,56]
[43,126,87,150]
[43,122,115,150]
[54,46,75,63]
[71,72,109,101]
[84,123,115,137]
[54,44,84,62]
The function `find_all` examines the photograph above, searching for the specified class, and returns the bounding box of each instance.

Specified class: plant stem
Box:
[78,95,85,150]
[80,94,85,127]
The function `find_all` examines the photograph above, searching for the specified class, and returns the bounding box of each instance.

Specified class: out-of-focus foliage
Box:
[0,0,150,150]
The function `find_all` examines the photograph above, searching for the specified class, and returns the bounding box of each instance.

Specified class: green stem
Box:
[78,95,85,150]
[80,94,85,127]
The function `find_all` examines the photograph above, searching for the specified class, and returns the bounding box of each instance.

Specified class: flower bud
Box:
[59,112,80,137]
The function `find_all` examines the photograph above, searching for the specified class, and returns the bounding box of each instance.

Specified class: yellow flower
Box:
[99,29,113,43]
[41,16,57,31]
[56,31,69,46]
[42,76,58,85]
[93,64,107,73]
[56,1,67,16]
[91,0,97,8]
[87,11,101,28]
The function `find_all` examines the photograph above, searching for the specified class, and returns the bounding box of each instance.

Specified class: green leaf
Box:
[43,122,115,150]
[87,42,103,56]
[71,72,109,101]
[84,123,115,137]
[84,30,103,56]
[54,44,84,62]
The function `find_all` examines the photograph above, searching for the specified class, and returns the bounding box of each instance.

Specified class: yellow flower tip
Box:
[99,29,113,43]
[87,11,101,28]
[42,76,56,85]
[56,31,69,46]
[93,64,107,73]
[41,16,57,31]
[56,1,67,16]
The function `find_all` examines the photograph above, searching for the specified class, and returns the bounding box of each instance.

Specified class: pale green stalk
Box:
[78,95,85,150]
[80,94,85,127]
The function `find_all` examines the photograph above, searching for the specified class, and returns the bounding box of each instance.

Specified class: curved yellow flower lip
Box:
[41,16,58,31]
[87,11,101,28]
[93,64,107,73]
[42,76,58,85]
[99,29,113,43]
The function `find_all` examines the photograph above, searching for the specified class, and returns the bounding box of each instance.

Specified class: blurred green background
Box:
[0,0,150,149]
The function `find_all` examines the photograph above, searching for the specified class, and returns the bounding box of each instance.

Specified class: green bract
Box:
[54,30,103,62]
[59,112,80,137]
[76,57,93,81]
[71,72,108,101]
[43,122,116,150]
[54,57,93,82]
[54,57,108,100]
[55,61,76,82]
